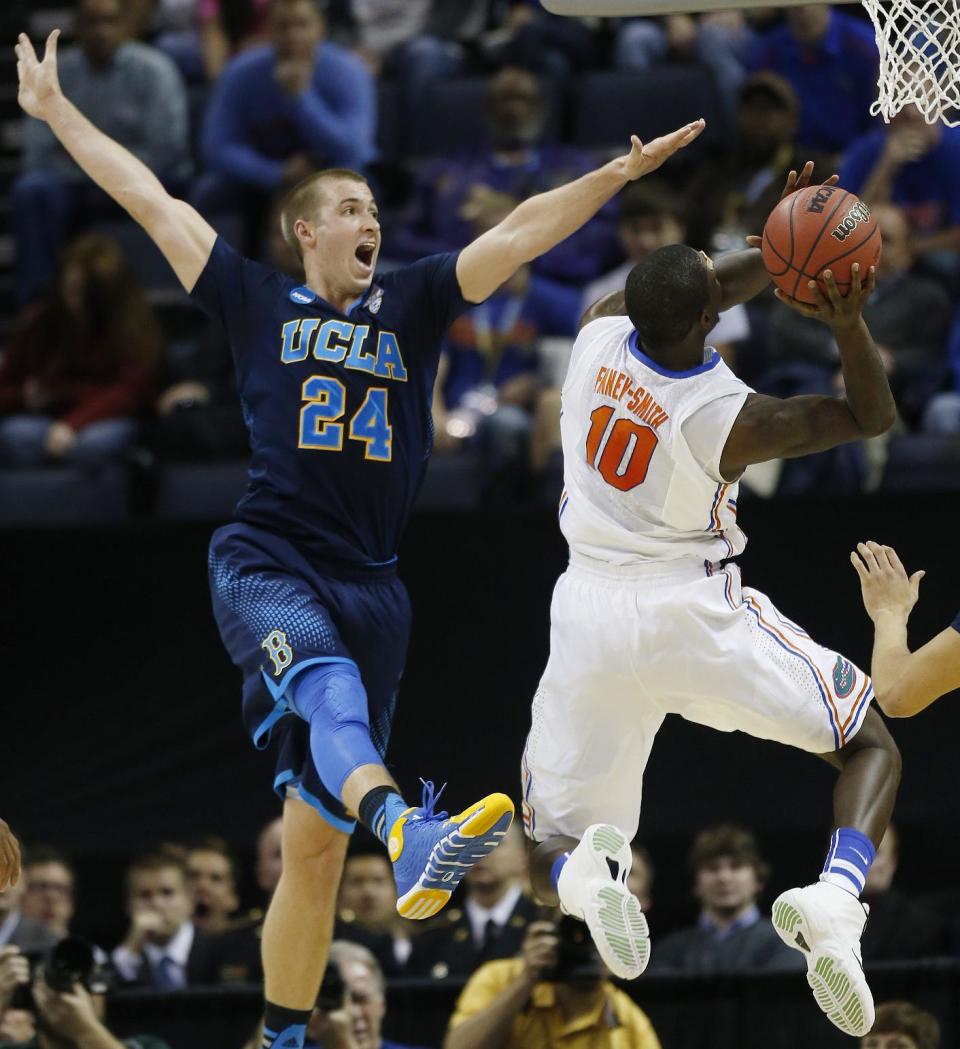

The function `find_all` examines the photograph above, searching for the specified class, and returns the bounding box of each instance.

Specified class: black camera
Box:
[316,961,345,1011]
[546,915,605,984]
[43,937,98,993]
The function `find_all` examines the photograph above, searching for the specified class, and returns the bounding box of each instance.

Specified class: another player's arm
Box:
[455,122,705,304]
[718,265,896,479]
[850,542,960,717]
[16,31,215,292]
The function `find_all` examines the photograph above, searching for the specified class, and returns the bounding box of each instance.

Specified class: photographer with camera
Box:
[443,914,661,1049]
[0,939,171,1049]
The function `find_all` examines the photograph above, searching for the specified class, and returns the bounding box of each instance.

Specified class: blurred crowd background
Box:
[2,2,960,1048]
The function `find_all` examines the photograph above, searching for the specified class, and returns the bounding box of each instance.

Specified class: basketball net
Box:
[861,0,960,125]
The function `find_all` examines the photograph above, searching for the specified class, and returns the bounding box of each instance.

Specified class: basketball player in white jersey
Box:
[521,164,900,1039]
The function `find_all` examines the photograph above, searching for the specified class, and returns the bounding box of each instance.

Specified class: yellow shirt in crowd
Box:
[448,959,662,1049]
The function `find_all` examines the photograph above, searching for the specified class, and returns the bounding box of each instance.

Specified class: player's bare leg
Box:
[261,798,349,1045]
[773,708,901,1039]
[529,827,650,979]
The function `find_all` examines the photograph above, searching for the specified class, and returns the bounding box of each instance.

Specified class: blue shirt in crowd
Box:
[442,274,581,409]
[202,43,376,191]
[840,125,960,233]
[749,11,879,154]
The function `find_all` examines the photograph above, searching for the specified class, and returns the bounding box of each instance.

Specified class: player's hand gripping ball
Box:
[762,185,881,304]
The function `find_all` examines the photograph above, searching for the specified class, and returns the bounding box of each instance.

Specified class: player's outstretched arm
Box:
[850,541,960,717]
[455,121,705,304]
[16,31,215,292]
[718,265,896,479]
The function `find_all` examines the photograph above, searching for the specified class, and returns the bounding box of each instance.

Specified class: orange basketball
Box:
[761,185,881,304]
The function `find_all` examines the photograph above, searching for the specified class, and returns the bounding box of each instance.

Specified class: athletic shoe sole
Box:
[578,824,650,980]
[772,892,872,1037]
[395,793,514,920]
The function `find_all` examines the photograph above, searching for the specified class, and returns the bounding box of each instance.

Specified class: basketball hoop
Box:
[861,0,960,125]
[540,0,960,126]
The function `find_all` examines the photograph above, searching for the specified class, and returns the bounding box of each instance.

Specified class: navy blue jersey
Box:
[191,238,467,566]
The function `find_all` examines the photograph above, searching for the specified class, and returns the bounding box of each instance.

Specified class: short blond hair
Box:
[279,168,370,258]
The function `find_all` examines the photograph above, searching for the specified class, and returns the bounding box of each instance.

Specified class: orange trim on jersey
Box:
[841,674,872,734]
[743,594,845,745]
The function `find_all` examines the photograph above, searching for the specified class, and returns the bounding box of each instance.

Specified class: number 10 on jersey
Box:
[586,405,658,491]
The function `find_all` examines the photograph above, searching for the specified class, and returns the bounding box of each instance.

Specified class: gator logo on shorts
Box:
[833,656,856,698]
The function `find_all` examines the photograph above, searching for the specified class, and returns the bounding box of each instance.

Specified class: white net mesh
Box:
[862,0,960,125]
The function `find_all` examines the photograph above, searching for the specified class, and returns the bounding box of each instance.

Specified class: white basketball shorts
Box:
[521,553,874,842]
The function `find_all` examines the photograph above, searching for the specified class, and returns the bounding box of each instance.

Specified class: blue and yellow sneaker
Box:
[389,780,515,919]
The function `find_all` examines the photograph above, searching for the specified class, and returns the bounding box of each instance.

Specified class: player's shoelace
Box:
[413,778,448,823]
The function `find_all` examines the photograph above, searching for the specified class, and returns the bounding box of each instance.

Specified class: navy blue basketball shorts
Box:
[208,522,411,832]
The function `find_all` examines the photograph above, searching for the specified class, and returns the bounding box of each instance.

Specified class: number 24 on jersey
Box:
[298,377,393,461]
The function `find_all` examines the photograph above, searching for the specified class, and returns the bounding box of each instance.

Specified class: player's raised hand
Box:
[620,120,705,181]
[773,263,876,330]
[0,820,20,891]
[851,541,924,623]
[745,162,840,248]
[15,30,63,122]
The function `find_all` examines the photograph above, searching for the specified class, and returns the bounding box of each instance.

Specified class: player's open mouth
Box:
[355,242,376,271]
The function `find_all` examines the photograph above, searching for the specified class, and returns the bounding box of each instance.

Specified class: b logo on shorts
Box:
[833,656,855,698]
[262,630,293,676]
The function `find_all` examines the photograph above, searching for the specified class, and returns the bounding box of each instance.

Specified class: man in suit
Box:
[110,852,209,989]
[408,822,535,980]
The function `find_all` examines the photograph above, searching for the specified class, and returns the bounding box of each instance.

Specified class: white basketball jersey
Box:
[559,316,753,564]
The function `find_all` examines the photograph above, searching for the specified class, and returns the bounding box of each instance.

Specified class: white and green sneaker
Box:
[772,881,873,1038]
[556,823,650,980]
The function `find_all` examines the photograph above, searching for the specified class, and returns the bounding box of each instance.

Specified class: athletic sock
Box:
[261,1003,310,1049]
[550,852,571,894]
[820,827,876,897]
[359,785,409,847]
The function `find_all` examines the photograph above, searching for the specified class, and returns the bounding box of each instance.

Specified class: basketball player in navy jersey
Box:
[16,28,704,1049]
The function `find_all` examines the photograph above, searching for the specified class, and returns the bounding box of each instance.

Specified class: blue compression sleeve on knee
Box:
[288,663,383,800]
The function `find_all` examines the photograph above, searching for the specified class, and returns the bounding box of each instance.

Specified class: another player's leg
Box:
[260,797,348,1049]
[772,708,901,1038]
[289,663,514,920]
[529,827,651,980]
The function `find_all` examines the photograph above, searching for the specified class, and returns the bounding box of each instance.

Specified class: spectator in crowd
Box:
[766,203,950,425]
[0,827,19,894]
[648,825,802,974]
[627,843,653,915]
[0,969,172,1049]
[184,838,240,935]
[0,236,160,469]
[393,67,619,285]
[409,823,534,980]
[686,73,815,258]
[255,818,283,901]
[196,0,376,236]
[12,0,189,303]
[110,853,207,989]
[584,182,751,367]
[480,1,600,80]
[614,12,754,118]
[862,1001,941,1049]
[303,941,424,1049]
[748,4,878,157]
[840,102,960,285]
[336,0,433,76]
[444,914,662,1049]
[19,852,74,941]
[860,825,946,961]
[336,842,411,976]
[0,871,58,957]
